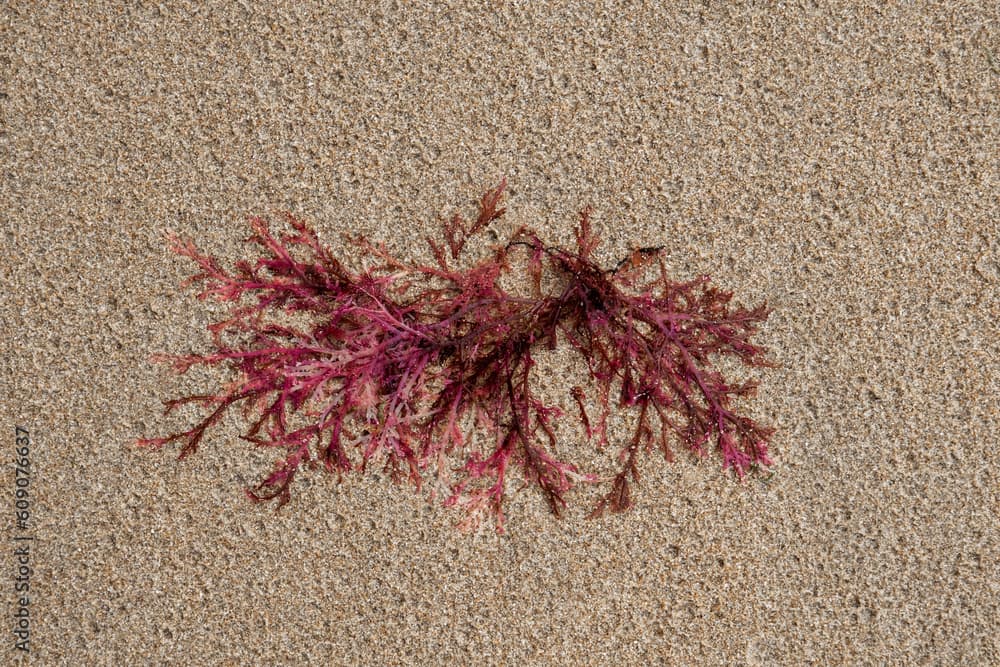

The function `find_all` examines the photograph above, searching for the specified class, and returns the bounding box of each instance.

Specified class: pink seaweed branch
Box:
[139,181,775,531]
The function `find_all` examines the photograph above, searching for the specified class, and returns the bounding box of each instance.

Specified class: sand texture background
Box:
[3,1,999,664]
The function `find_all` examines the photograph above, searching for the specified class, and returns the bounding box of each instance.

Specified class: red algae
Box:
[140,181,775,532]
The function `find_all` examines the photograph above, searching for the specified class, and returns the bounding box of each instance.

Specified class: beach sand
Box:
[2,2,998,664]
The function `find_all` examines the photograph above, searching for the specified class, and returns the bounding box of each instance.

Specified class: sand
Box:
[2,1,998,664]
